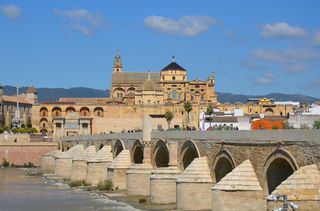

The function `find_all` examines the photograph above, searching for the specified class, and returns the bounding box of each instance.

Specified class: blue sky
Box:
[1,0,320,98]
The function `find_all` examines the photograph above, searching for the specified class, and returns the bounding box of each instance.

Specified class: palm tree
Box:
[184,102,192,128]
[164,111,174,130]
[205,104,213,128]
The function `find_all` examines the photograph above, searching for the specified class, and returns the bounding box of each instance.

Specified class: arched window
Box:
[172,90,177,99]
[80,107,90,117]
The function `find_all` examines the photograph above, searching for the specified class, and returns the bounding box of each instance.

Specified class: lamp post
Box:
[272,193,299,211]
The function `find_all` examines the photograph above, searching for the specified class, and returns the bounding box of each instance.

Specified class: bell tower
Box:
[113,50,122,73]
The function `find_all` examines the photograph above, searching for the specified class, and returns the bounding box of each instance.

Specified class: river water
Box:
[0,168,140,211]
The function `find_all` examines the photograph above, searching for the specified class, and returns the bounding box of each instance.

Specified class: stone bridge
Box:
[43,124,320,210]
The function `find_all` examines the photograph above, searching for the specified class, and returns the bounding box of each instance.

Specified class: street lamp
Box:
[272,193,299,211]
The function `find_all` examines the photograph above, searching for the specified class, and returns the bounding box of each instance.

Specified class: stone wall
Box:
[0,142,58,166]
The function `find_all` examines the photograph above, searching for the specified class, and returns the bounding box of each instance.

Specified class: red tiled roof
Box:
[3,95,32,104]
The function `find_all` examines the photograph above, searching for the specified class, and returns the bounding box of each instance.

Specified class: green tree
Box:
[205,104,213,128]
[184,102,192,128]
[313,119,320,129]
[164,111,174,130]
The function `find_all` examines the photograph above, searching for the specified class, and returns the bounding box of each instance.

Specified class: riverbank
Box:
[41,170,177,211]
[0,168,139,211]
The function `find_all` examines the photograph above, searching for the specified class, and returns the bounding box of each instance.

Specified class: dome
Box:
[161,61,186,72]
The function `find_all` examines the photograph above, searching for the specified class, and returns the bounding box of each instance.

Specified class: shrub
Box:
[69,180,89,187]
[272,126,279,130]
[313,119,320,129]
[97,180,114,191]
[139,198,146,204]
[2,159,10,167]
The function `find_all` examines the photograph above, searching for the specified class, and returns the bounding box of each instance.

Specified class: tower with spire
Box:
[26,83,38,104]
[113,50,122,73]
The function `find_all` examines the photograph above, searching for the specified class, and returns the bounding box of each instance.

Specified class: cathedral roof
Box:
[112,72,160,84]
[161,61,186,72]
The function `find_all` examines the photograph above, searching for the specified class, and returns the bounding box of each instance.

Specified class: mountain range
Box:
[2,85,319,103]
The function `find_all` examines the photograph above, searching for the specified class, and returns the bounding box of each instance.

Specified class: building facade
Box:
[0,84,36,128]
[31,53,293,139]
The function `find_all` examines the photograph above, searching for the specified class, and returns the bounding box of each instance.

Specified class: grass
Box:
[97,180,114,191]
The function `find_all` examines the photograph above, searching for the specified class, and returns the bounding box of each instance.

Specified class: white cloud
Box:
[255,73,275,86]
[242,59,266,70]
[53,8,104,36]
[261,22,307,38]
[0,4,21,19]
[253,48,318,64]
[312,31,320,46]
[144,15,216,36]
[285,63,306,74]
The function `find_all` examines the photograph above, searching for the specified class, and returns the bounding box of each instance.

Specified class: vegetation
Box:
[272,126,279,130]
[2,159,10,167]
[97,180,114,191]
[0,125,37,134]
[313,119,320,129]
[69,180,90,187]
[283,121,294,129]
[184,102,192,127]
[205,104,213,127]
[139,198,147,203]
[300,123,309,129]
[164,111,174,130]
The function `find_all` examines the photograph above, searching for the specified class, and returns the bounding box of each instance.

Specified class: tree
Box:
[184,102,192,128]
[313,119,320,129]
[205,104,213,128]
[164,111,174,130]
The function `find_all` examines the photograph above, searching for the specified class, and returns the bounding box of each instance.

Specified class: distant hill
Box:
[216,92,319,104]
[2,86,318,103]
[3,86,110,102]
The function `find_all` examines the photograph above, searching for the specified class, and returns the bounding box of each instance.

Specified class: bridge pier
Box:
[86,145,113,186]
[107,149,131,190]
[70,145,96,182]
[54,144,84,179]
[211,160,265,211]
[150,167,180,204]
[267,164,320,211]
[126,115,153,196]
[41,150,61,174]
[176,157,213,210]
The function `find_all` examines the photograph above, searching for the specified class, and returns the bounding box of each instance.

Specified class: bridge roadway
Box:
[53,129,320,211]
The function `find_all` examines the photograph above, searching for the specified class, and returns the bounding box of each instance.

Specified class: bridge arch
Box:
[153,139,169,168]
[180,140,200,170]
[113,139,125,158]
[212,149,236,183]
[263,148,298,195]
[132,139,144,164]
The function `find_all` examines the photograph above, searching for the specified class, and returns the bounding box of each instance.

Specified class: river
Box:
[0,168,140,211]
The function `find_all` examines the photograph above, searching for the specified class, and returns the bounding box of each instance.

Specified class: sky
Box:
[1,0,320,98]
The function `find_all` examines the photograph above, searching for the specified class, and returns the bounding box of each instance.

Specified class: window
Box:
[56,123,62,128]
[147,100,151,104]
[178,94,181,100]
[172,76,176,80]
[172,90,177,99]
[117,92,123,98]
[191,95,194,100]
[82,123,88,128]
[42,123,46,128]
[201,95,204,101]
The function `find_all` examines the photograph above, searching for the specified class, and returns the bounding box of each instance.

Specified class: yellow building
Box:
[31,53,293,138]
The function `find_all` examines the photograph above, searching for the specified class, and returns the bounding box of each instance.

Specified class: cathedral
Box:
[110,53,217,106]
